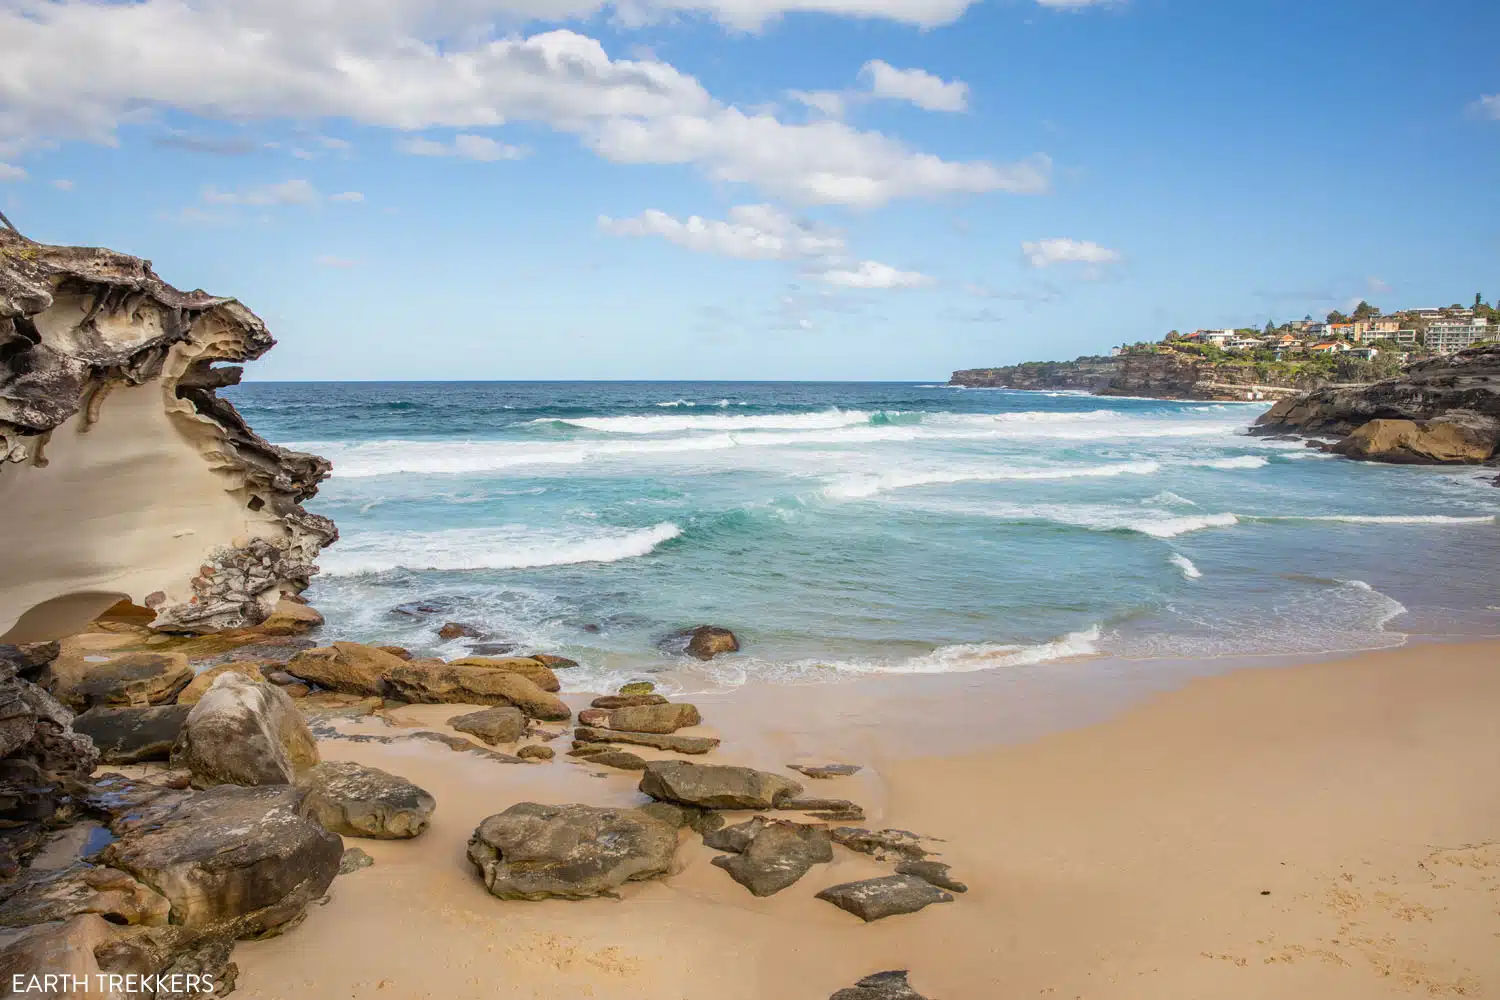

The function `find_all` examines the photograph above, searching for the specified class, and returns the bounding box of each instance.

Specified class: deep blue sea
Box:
[225,381,1500,693]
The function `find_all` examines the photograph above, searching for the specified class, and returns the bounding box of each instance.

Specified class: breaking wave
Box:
[823,461,1161,500]
[1169,552,1203,579]
[318,522,682,576]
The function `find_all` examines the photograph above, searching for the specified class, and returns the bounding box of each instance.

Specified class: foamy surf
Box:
[318,522,682,575]
[1169,552,1203,579]
[823,461,1161,500]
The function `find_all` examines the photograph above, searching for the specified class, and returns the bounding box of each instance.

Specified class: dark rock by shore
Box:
[1254,345,1500,466]
[467,803,677,900]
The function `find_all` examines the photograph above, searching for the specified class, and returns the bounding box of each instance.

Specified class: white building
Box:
[1393,329,1419,345]
[1425,318,1492,355]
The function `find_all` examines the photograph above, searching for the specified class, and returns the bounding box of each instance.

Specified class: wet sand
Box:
[237,640,1500,999]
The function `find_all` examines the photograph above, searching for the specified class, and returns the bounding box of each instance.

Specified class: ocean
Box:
[226,381,1500,694]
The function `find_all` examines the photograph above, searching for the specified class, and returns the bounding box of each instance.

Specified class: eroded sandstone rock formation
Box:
[0,230,336,642]
[1254,345,1500,465]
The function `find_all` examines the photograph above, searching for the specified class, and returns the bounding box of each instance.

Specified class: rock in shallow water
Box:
[467,803,677,900]
[298,761,435,839]
[640,760,801,810]
[816,875,954,922]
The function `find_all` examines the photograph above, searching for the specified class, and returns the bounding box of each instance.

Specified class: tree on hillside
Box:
[1264,320,1276,335]
[1477,293,1484,308]
[1327,309,1349,324]
[1351,300,1379,320]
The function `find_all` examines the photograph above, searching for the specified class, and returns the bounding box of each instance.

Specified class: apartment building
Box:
[1425,318,1492,354]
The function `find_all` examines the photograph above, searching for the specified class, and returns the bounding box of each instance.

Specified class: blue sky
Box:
[2,0,1497,380]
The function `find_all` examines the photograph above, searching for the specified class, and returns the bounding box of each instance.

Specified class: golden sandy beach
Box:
[232,639,1500,1000]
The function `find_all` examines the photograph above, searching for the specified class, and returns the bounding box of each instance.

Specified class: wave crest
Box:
[318,522,682,576]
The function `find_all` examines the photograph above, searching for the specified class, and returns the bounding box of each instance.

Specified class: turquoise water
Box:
[227,382,1500,692]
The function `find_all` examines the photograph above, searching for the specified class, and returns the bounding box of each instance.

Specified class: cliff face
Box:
[0,230,336,642]
[1253,345,1500,466]
[952,350,1331,401]
[950,356,1118,391]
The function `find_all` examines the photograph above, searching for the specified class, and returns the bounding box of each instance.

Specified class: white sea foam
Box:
[549,409,878,434]
[1185,455,1268,469]
[655,399,695,407]
[318,522,682,575]
[1169,552,1202,579]
[1260,514,1495,525]
[888,498,1243,539]
[823,461,1161,500]
[886,626,1103,674]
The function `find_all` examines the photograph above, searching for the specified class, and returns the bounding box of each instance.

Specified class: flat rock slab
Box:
[574,726,719,755]
[448,705,525,745]
[446,657,560,692]
[604,702,702,734]
[711,820,832,897]
[298,760,436,839]
[829,827,934,862]
[780,797,865,822]
[830,971,930,1000]
[589,694,667,710]
[73,704,191,764]
[0,862,170,928]
[47,651,194,711]
[788,763,862,779]
[100,784,342,937]
[639,760,801,810]
[896,860,967,893]
[385,661,571,720]
[468,803,677,900]
[816,875,953,922]
[286,642,405,697]
[581,750,647,770]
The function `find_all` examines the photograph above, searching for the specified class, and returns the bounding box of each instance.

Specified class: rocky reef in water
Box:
[1252,345,1500,466]
[0,229,336,642]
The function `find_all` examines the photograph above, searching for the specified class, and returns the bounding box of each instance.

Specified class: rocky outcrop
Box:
[43,650,193,712]
[1255,346,1500,465]
[297,761,435,840]
[467,803,678,900]
[709,819,832,896]
[0,663,98,876]
[574,726,719,754]
[950,355,1118,391]
[446,656,560,692]
[601,702,702,734]
[285,642,405,697]
[0,230,336,643]
[170,673,318,788]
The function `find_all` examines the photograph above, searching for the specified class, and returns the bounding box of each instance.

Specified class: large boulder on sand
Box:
[710,819,832,896]
[297,761,435,840]
[639,760,801,810]
[44,651,193,711]
[830,971,931,1000]
[1332,410,1500,464]
[175,662,269,705]
[100,784,342,938]
[446,656,560,692]
[606,702,701,734]
[285,641,405,697]
[170,673,318,788]
[72,704,192,764]
[815,874,954,922]
[467,802,677,900]
[384,661,570,720]
[448,705,526,745]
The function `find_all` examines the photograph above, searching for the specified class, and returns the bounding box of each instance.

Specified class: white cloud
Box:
[599,204,844,260]
[1021,237,1121,269]
[315,255,357,267]
[1473,94,1500,120]
[396,134,529,161]
[0,6,1047,209]
[330,191,365,202]
[1366,276,1391,296]
[318,136,352,151]
[50,179,74,191]
[819,260,934,289]
[203,179,318,206]
[859,61,968,113]
[593,111,1049,206]
[788,90,847,119]
[0,163,25,181]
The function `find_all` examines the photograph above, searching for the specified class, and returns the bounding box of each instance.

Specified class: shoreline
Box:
[231,636,1500,999]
